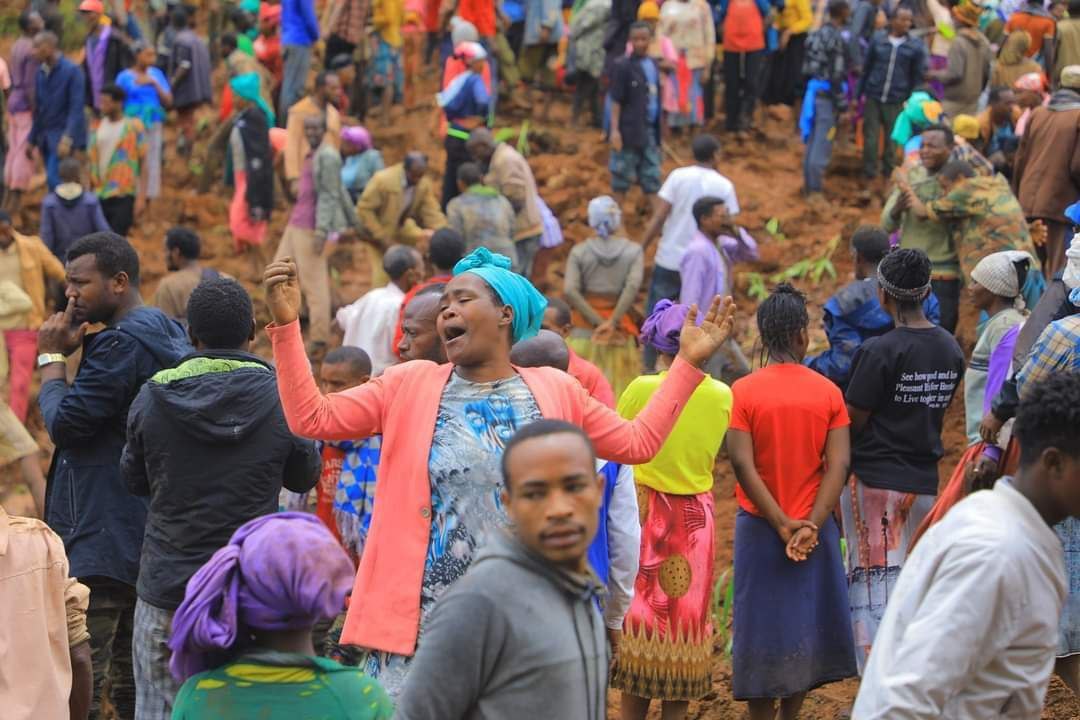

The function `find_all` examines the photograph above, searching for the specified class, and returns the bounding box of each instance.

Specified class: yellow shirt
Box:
[779,0,813,34]
[617,371,732,495]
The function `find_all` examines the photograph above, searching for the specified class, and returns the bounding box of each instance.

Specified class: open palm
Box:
[677,296,737,369]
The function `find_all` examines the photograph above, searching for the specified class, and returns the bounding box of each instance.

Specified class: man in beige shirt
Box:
[152,227,221,323]
[0,503,92,720]
[283,71,343,191]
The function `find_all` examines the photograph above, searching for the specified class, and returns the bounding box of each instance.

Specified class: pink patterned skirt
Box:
[612,486,715,700]
[229,169,267,251]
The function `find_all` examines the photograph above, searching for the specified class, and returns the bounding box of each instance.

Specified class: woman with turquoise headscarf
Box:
[228,73,274,273]
[262,247,736,697]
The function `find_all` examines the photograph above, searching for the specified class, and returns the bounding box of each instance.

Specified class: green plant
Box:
[711,568,734,658]
[810,256,837,283]
[745,272,768,302]
[764,217,787,244]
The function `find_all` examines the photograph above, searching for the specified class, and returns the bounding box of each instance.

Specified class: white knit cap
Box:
[971,250,1033,301]
[1065,232,1080,290]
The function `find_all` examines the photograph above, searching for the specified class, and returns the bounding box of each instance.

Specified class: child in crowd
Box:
[728,283,857,719]
[840,248,965,672]
[613,300,731,720]
[563,196,644,400]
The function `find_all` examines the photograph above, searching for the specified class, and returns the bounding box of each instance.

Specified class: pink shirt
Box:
[268,319,704,654]
[568,347,616,409]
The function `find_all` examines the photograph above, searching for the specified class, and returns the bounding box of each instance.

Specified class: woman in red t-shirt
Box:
[727,283,857,720]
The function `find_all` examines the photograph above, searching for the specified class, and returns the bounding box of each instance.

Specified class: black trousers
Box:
[101,195,135,237]
[442,134,471,210]
[572,72,601,127]
[932,278,961,334]
[723,50,765,131]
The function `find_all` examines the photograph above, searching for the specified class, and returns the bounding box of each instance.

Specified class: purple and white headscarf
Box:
[168,512,354,682]
[640,299,688,356]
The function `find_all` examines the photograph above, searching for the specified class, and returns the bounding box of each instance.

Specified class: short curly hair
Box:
[187,278,253,349]
[1015,372,1080,466]
[67,232,141,286]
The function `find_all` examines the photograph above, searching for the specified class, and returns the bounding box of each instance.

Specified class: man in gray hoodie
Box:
[397,419,610,720]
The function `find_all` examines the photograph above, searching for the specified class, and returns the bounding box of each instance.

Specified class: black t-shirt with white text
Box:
[845,326,965,495]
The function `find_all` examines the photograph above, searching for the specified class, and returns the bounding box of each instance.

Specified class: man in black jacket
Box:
[608,21,663,201]
[120,277,320,717]
[857,7,927,185]
[37,231,192,720]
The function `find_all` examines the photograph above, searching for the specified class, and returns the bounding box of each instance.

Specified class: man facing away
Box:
[447,161,518,265]
[37,231,192,720]
[151,227,222,323]
[680,196,757,385]
[121,277,320,719]
[806,225,940,389]
[466,129,545,278]
[854,372,1080,718]
[542,296,615,408]
[801,0,851,201]
[336,245,424,374]
[40,156,113,263]
[397,419,610,719]
[29,30,87,191]
[641,133,739,372]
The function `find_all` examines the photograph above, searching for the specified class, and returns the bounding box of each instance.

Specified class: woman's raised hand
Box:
[676,295,737,369]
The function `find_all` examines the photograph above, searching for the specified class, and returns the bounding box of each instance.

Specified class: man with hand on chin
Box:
[37,231,190,720]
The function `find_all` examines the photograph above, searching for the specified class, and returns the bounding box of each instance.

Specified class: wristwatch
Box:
[37,353,66,368]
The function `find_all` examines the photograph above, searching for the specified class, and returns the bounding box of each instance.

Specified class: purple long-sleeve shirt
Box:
[8,37,39,113]
[679,228,759,314]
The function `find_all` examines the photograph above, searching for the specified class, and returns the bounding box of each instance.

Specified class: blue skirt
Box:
[732,510,857,700]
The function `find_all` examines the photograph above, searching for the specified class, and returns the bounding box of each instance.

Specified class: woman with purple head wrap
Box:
[612,298,733,715]
[168,513,393,719]
[340,125,385,202]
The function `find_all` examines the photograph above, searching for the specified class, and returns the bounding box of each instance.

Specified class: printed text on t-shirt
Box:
[893,370,960,408]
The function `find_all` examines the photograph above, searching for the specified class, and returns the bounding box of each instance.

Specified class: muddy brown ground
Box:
[2,28,1080,718]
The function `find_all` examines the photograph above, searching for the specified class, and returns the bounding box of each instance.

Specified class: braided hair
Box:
[756,283,809,366]
[877,248,932,324]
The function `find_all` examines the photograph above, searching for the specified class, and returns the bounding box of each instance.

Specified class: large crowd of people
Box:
[4,0,1080,719]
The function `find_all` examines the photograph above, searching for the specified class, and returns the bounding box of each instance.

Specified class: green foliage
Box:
[764,217,787,244]
[711,568,734,658]
[745,272,768,302]
[516,120,530,156]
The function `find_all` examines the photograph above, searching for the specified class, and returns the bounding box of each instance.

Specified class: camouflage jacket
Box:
[926,173,1038,280]
[882,164,959,277]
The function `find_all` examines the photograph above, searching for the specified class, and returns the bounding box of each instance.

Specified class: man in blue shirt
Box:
[28,31,87,190]
[280,0,320,114]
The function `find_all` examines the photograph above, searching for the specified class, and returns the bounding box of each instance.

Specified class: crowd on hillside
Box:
[3,0,1080,719]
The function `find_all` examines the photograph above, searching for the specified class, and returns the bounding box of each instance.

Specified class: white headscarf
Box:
[971,250,1033,307]
[587,196,622,239]
[1065,232,1080,291]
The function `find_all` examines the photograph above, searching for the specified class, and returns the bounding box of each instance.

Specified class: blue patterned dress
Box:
[363,372,541,696]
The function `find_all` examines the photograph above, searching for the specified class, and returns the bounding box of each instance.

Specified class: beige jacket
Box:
[355,163,447,246]
[485,143,543,241]
[284,97,341,181]
[7,232,65,329]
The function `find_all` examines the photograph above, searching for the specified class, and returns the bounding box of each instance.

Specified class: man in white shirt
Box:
[640,133,739,371]
[854,372,1080,719]
[335,244,423,374]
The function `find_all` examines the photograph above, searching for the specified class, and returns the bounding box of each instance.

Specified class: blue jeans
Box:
[281,44,312,118]
[642,265,681,372]
[803,94,836,193]
[41,132,66,190]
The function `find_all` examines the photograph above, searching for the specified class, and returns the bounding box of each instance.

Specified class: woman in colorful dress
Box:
[658,0,715,129]
[262,247,735,697]
[728,283,856,720]
[169,513,393,719]
[840,248,965,671]
[115,41,171,210]
[563,196,644,401]
[228,73,275,277]
[613,299,731,720]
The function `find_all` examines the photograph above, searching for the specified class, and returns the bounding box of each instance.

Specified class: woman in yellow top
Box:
[611,299,732,720]
[763,0,813,111]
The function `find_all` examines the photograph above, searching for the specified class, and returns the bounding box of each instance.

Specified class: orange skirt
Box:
[570,294,639,338]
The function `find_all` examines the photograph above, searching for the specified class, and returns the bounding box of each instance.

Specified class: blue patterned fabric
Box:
[331,437,382,558]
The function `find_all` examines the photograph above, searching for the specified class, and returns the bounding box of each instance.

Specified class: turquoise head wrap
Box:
[230,73,275,125]
[452,248,547,343]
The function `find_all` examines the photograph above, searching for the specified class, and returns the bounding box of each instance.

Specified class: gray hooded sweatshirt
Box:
[396,531,609,720]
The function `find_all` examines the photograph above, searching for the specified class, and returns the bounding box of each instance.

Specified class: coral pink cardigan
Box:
[268,319,704,655]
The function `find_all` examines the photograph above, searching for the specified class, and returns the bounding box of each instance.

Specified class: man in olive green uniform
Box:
[882,124,960,331]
